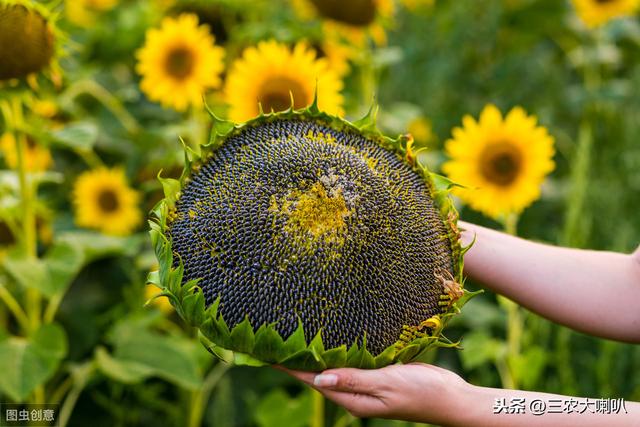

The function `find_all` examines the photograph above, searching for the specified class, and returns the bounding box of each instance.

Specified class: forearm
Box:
[449,383,639,427]
[459,221,640,342]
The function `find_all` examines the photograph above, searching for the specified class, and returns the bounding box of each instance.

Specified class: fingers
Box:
[315,388,387,418]
[276,366,387,394]
[274,366,391,418]
[272,365,316,385]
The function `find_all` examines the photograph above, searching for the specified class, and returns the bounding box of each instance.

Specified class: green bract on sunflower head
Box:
[148,100,477,371]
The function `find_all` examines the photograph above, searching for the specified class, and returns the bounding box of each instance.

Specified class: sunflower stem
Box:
[0,283,30,333]
[497,213,521,389]
[358,47,377,110]
[64,79,141,134]
[6,96,42,338]
[311,388,325,427]
[58,363,95,427]
[187,362,230,427]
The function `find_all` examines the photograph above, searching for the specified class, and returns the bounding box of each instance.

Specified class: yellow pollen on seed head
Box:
[272,181,352,245]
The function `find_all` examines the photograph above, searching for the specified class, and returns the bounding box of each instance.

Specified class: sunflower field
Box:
[1,0,639,426]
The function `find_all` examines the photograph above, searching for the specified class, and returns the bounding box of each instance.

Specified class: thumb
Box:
[313,368,384,395]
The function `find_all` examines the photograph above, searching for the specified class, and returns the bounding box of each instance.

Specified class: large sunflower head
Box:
[442,104,555,220]
[0,2,56,82]
[149,105,474,371]
[224,40,344,123]
[0,132,53,172]
[72,168,141,236]
[572,0,640,27]
[136,13,225,112]
[292,0,394,46]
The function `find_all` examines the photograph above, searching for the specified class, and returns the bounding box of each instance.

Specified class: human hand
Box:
[277,363,471,425]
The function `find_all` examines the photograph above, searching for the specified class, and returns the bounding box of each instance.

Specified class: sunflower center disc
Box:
[97,189,120,213]
[310,0,376,26]
[258,77,308,113]
[479,141,522,186]
[168,119,455,354]
[165,46,195,79]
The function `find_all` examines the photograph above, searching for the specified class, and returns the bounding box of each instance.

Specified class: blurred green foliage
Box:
[0,0,639,426]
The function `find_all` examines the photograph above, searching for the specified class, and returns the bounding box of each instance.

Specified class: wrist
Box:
[441,381,486,427]
[426,375,479,427]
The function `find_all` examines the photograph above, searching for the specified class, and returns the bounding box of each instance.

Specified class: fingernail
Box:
[313,373,338,387]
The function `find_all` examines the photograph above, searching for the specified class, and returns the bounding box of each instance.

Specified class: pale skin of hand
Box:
[280,221,640,426]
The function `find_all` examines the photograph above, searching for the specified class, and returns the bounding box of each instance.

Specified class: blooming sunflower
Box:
[572,0,640,28]
[65,0,118,27]
[442,104,555,219]
[72,168,141,236]
[136,13,225,112]
[224,40,344,122]
[292,0,393,46]
[0,133,52,172]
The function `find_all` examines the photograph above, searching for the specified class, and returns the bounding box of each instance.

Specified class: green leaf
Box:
[44,240,85,296]
[0,323,68,402]
[2,232,141,298]
[254,389,312,427]
[510,348,548,390]
[459,331,506,370]
[56,231,141,261]
[112,328,203,390]
[94,347,154,384]
[1,250,52,297]
[230,317,255,354]
[51,122,98,151]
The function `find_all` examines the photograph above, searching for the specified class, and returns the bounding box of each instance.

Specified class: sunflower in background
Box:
[292,0,394,46]
[407,116,434,145]
[136,13,225,112]
[572,0,640,27]
[313,38,354,77]
[0,1,60,85]
[144,284,174,314]
[442,104,555,220]
[0,133,52,172]
[224,40,344,122]
[65,0,118,27]
[72,168,141,236]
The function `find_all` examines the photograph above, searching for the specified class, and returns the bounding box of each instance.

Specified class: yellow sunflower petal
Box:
[135,13,225,112]
[72,167,141,236]
[224,39,344,123]
[572,0,640,28]
[443,105,555,220]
